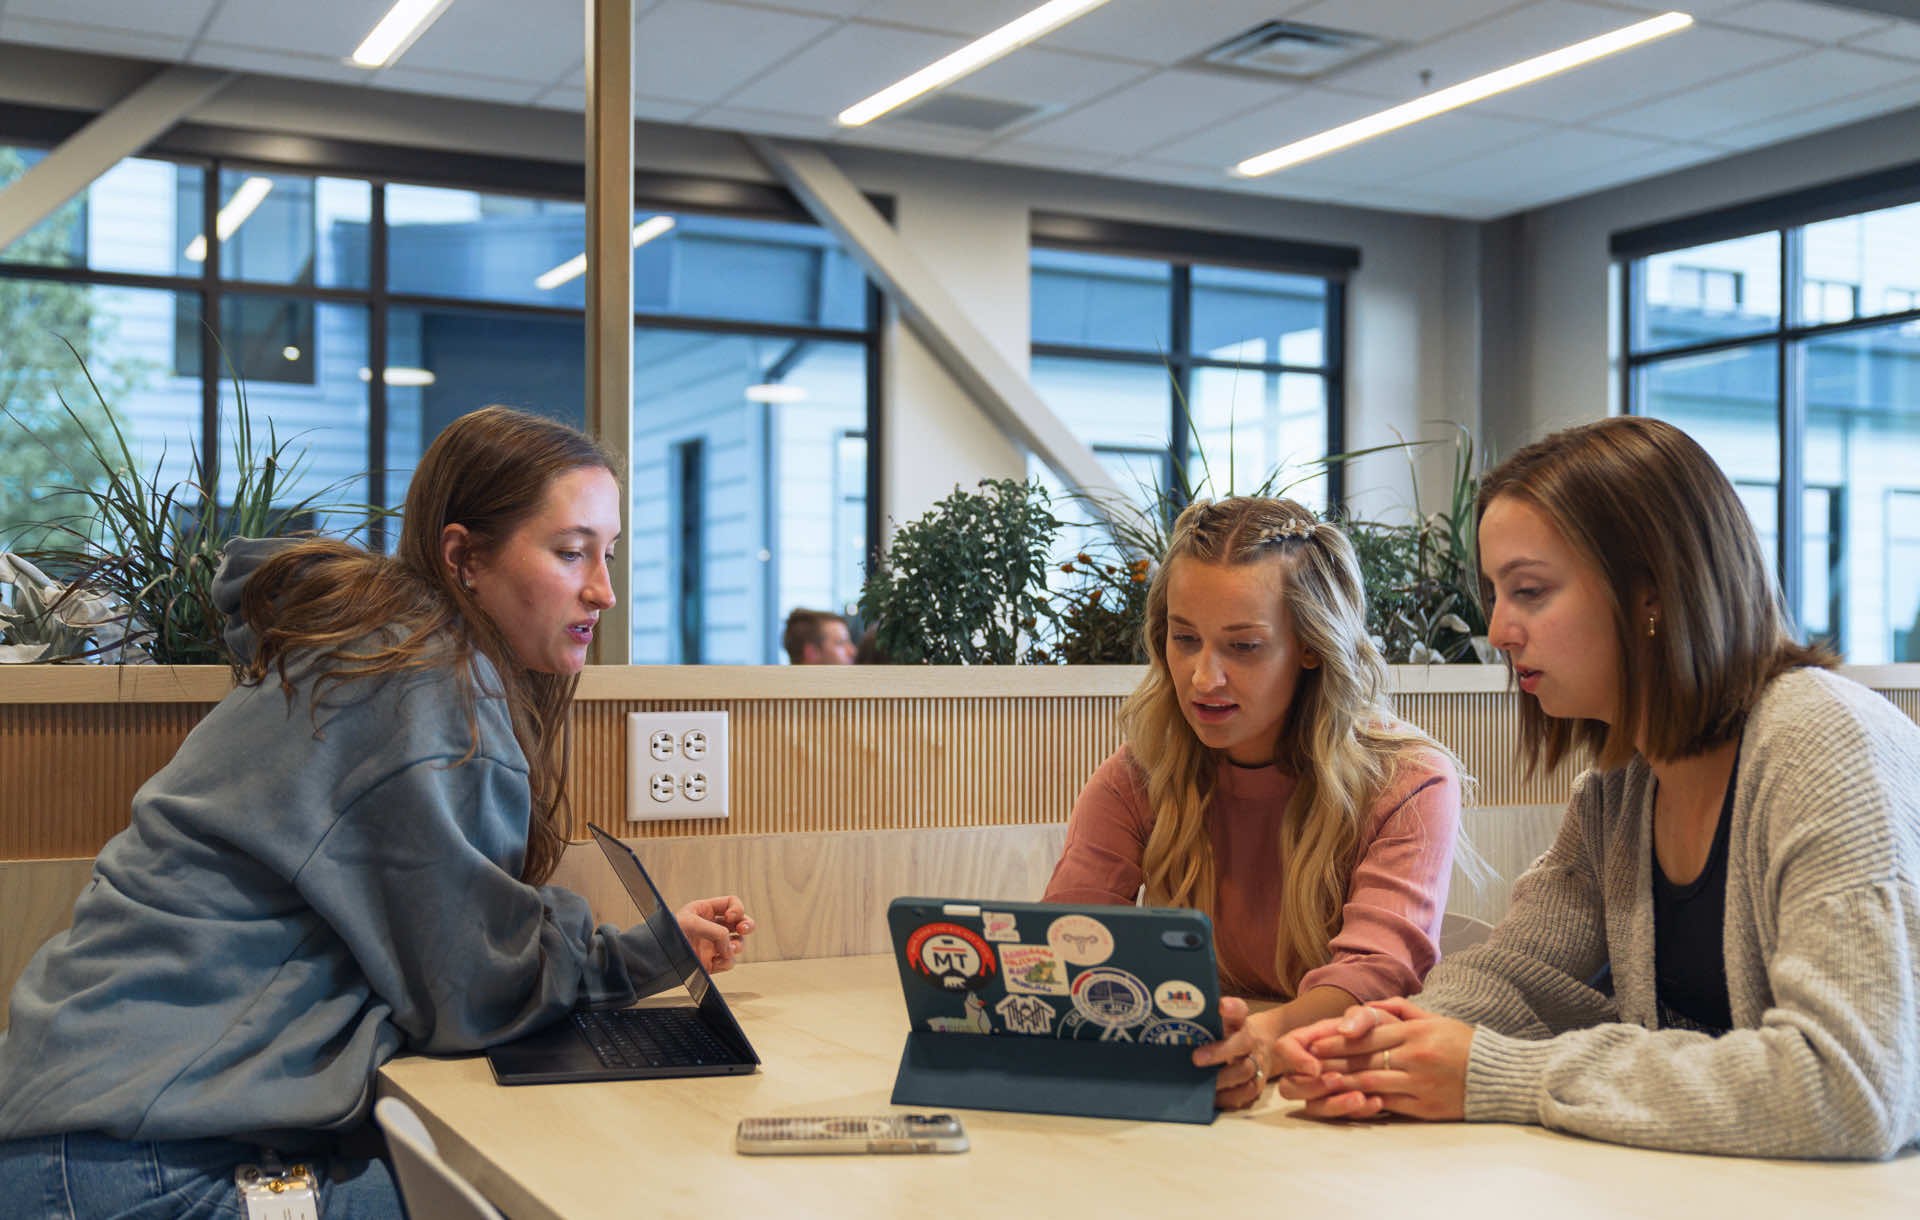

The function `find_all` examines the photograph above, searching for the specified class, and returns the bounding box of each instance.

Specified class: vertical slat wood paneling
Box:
[6,679,1916,861]
[0,704,215,858]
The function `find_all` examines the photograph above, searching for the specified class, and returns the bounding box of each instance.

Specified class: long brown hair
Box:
[238,406,618,885]
[1474,415,1832,775]
[1121,496,1468,994]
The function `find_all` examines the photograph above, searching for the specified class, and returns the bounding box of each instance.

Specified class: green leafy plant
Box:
[859,477,1062,664]
[6,341,375,665]
[1053,550,1152,664]
[1338,425,1490,664]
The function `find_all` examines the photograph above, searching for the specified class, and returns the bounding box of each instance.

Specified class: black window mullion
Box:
[368,182,389,548]
[1169,263,1192,509]
[1779,228,1805,633]
[1326,278,1347,509]
[199,160,221,498]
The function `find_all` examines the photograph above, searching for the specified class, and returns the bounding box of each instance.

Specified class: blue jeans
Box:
[0,1131,405,1220]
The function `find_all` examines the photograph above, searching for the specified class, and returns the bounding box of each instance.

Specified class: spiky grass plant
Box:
[7,340,374,666]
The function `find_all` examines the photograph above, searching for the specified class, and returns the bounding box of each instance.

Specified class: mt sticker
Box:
[906,922,997,992]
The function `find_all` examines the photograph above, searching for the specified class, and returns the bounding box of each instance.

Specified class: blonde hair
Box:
[1120,496,1469,995]
[1475,416,1833,775]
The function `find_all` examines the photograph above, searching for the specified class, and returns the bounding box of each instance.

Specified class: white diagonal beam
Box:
[0,65,234,251]
[745,136,1128,521]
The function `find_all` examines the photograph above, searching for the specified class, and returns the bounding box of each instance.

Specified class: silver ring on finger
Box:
[1247,1052,1266,1088]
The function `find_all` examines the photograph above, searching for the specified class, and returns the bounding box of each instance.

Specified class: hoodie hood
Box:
[212,537,302,665]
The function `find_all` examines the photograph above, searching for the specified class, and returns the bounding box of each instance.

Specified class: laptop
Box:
[485,826,760,1085]
[885,897,1224,1124]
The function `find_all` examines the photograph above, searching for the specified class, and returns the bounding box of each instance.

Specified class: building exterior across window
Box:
[1622,194,1920,663]
[0,134,877,665]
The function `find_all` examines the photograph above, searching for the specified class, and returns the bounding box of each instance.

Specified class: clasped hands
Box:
[1195,995,1474,1118]
[676,896,754,973]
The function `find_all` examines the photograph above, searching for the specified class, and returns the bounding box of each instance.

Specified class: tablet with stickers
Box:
[885,898,1223,1125]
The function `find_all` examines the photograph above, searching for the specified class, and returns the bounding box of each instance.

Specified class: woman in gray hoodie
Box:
[0,405,752,1217]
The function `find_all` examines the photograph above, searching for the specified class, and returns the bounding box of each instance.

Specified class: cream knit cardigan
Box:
[1419,667,1920,1160]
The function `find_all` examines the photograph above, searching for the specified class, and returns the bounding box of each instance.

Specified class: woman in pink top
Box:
[1043,496,1468,1110]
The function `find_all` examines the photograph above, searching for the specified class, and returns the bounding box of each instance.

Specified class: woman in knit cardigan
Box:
[1274,415,1920,1160]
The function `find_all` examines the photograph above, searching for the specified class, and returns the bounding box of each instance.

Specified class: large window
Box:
[1028,219,1349,540]
[1622,195,1920,662]
[1,129,875,664]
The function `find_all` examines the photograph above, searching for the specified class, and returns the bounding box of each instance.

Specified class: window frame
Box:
[1,103,884,615]
[1616,162,1920,654]
[1029,212,1353,510]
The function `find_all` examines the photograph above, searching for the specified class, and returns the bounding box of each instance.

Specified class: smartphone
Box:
[735,1113,969,1155]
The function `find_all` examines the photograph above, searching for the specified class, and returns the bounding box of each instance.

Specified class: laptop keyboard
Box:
[574,1008,736,1068]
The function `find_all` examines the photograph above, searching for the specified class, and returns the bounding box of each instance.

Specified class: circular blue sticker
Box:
[1139,1018,1213,1046]
[1069,966,1151,1029]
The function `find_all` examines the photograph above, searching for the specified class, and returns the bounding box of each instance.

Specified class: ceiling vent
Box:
[886,92,1047,133]
[1198,20,1387,80]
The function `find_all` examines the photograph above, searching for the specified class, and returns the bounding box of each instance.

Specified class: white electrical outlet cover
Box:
[627,711,730,821]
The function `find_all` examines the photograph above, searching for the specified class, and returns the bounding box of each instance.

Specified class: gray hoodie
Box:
[0,538,667,1143]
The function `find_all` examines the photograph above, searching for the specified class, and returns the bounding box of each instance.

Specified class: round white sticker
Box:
[1153,978,1205,1020]
[1046,913,1115,966]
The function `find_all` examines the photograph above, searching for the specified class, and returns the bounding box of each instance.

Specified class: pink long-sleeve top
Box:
[1042,745,1462,1000]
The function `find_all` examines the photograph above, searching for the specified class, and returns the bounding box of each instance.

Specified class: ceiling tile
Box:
[691,105,844,142]
[1328,0,1673,102]
[1713,0,1895,43]
[1471,24,1802,124]
[833,121,991,159]
[1700,73,1920,149]
[185,39,375,87]
[976,140,1122,175]
[0,15,198,59]
[1275,109,1548,184]
[1118,156,1368,199]
[373,65,545,107]
[1285,0,1527,45]
[1391,127,1686,197]
[199,2,397,59]
[628,0,838,105]
[1020,0,1327,67]
[999,68,1282,157]
[955,45,1152,110]
[719,21,964,114]
[6,0,215,39]
[724,0,866,14]
[1594,0,1758,15]
[1147,87,1375,169]
[378,0,581,83]
[1502,142,1733,209]
[1592,46,1920,140]
[860,0,1045,38]
[1845,20,1920,60]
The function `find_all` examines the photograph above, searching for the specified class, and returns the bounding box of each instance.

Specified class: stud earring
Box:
[1646,614,1657,639]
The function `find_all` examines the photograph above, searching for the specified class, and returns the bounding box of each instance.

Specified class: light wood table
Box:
[378,955,1920,1220]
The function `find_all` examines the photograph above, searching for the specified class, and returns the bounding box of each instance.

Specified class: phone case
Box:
[735,1114,969,1155]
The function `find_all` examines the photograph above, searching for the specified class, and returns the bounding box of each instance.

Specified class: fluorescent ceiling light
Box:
[351,0,454,68]
[183,176,274,262]
[838,0,1115,127]
[535,215,676,291]
[358,366,437,387]
[745,383,807,404]
[1234,11,1694,178]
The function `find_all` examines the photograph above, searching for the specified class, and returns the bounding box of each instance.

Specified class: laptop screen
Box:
[590,826,711,1008]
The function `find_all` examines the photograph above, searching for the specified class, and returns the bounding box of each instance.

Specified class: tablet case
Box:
[886,897,1222,1125]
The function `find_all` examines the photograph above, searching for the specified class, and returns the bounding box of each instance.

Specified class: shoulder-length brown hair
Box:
[238,406,618,885]
[1475,415,1831,775]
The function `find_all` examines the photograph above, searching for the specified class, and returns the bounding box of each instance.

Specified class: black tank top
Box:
[1652,745,1739,1035]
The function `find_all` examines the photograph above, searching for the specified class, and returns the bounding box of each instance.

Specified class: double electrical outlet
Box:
[626,711,730,821]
